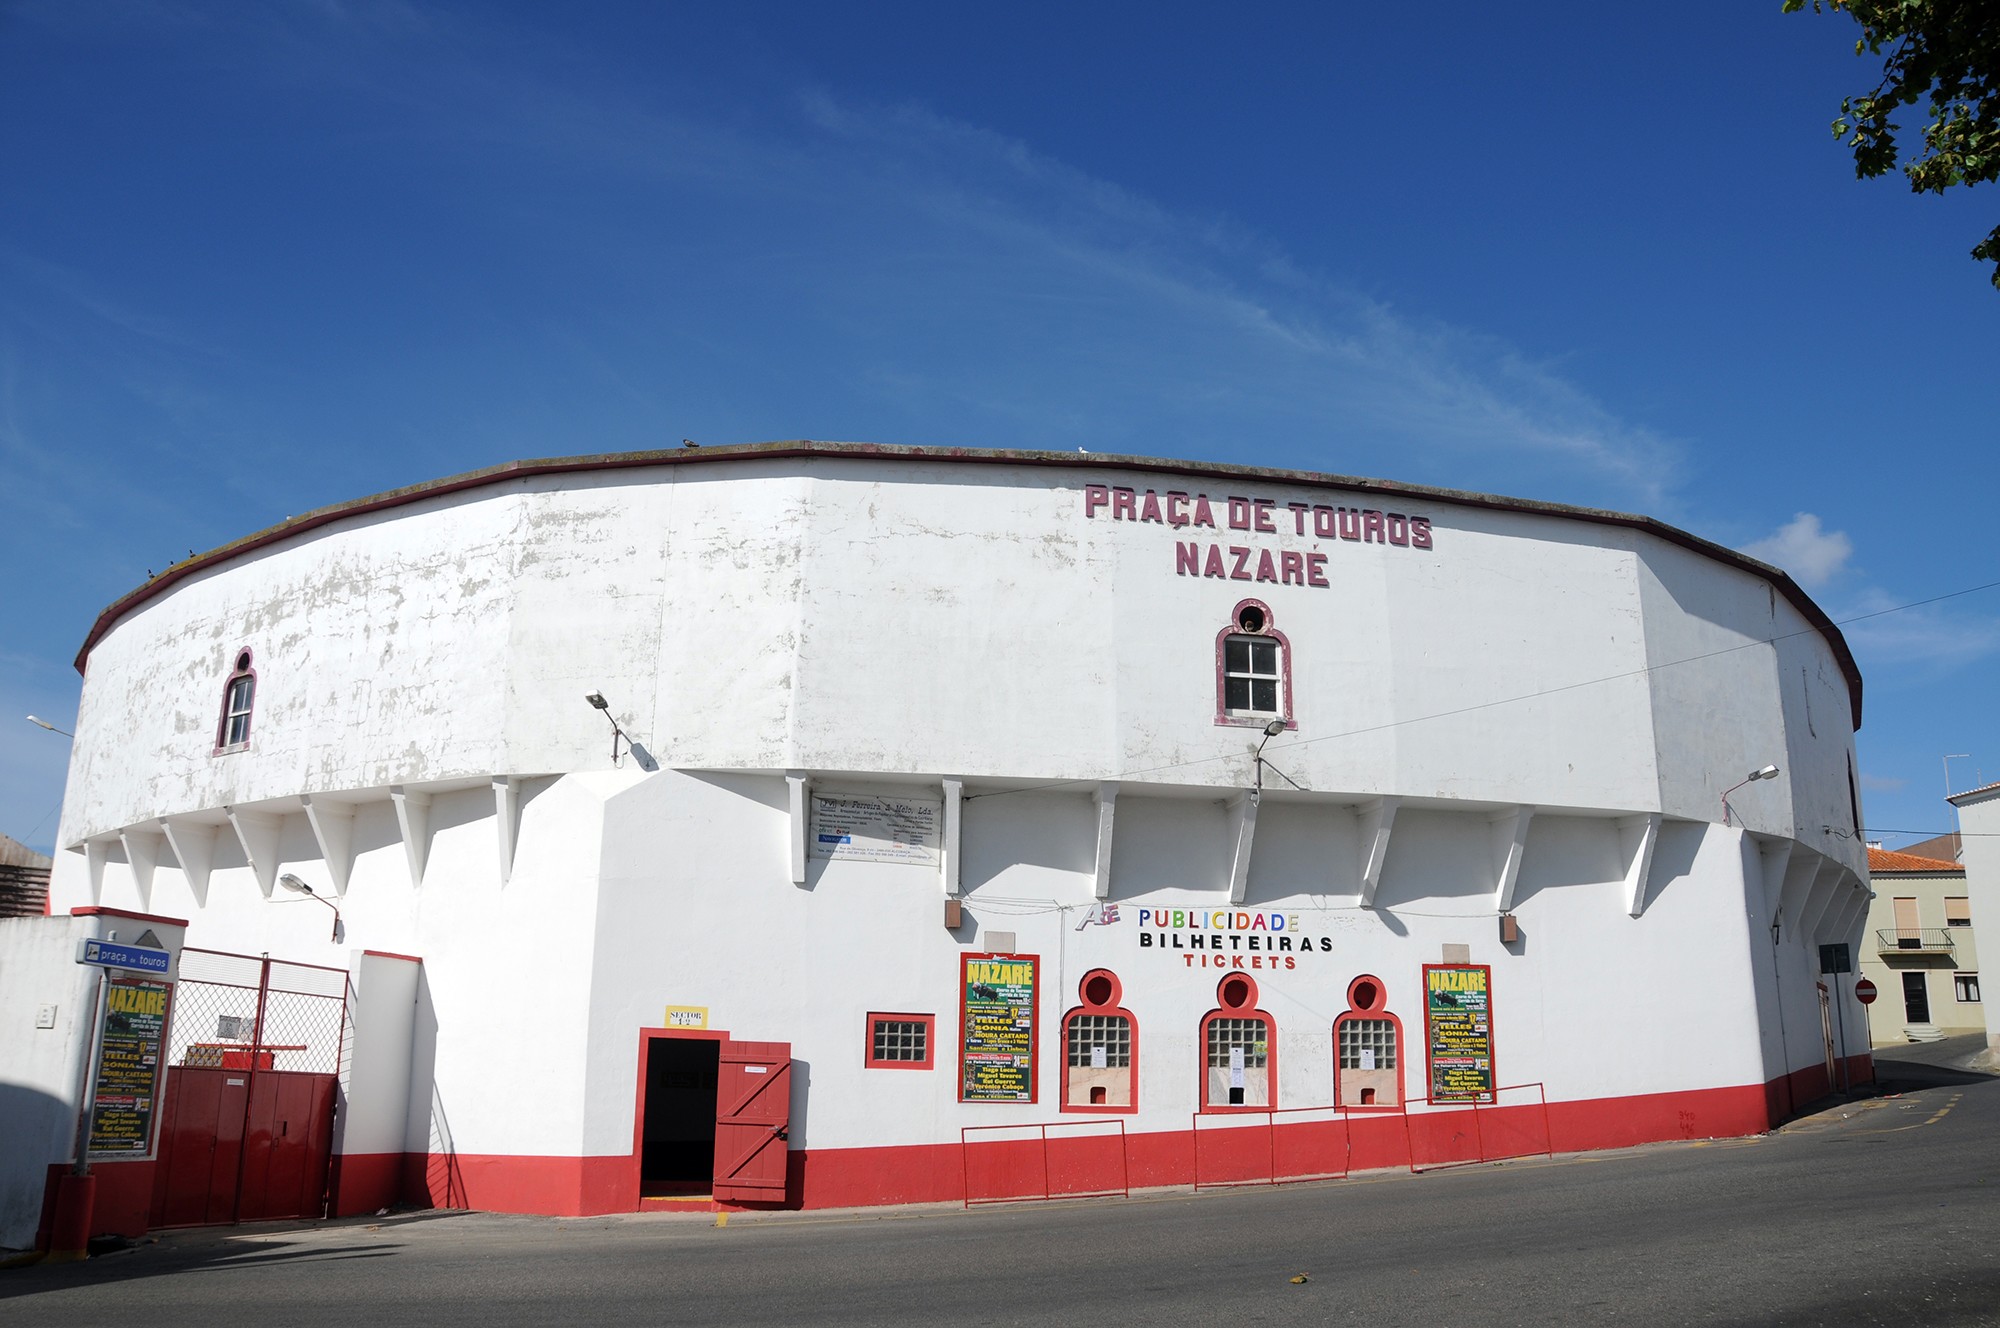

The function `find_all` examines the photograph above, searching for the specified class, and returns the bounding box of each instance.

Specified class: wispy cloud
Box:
[1741,512,1853,589]
[1836,585,2000,673]
[788,94,1686,507]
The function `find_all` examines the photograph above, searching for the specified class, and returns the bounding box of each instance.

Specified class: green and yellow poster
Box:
[1424,964,1494,1103]
[960,954,1037,1102]
[88,977,172,1157]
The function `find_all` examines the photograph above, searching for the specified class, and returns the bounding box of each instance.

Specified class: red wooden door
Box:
[237,1072,338,1220]
[713,1040,791,1203]
[149,1067,337,1226]
[150,1067,247,1228]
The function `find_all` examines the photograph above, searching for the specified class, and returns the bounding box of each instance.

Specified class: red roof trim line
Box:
[362,949,424,964]
[70,441,1863,728]
[70,905,192,927]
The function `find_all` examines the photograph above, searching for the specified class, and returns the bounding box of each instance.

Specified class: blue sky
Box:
[3,1,1996,856]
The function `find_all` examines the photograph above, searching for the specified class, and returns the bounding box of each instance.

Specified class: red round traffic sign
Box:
[1855,977,1878,1005]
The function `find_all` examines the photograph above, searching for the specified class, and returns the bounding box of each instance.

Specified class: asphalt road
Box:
[5,1041,1996,1327]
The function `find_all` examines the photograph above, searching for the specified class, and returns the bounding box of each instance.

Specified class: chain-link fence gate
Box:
[150,948,352,1227]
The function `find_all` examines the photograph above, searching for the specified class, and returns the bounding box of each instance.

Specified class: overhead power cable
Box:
[966,575,2000,803]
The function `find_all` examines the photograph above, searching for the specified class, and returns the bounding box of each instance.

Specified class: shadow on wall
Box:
[406,967,465,1210]
[1641,821,1705,913]
[0,1082,73,1253]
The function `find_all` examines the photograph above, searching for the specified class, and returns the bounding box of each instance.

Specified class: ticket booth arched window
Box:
[1333,973,1402,1108]
[1061,969,1136,1112]
[1200,973,1275,1111]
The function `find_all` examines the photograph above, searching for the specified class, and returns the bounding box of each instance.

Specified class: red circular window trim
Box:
[1079,968,1122,1010]
[1230,597,1277,635]
[1346,974,1387,1014]
[1217,973,1259,1011]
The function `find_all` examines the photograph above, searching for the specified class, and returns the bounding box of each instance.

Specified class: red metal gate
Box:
[150,949,350,1227]
[713,1040,791,1203]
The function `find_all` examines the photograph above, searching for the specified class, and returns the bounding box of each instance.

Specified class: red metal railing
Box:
[1189,1104,1353,1190]
[1401,1081,1553,1173]
[960,1119,1129,1207]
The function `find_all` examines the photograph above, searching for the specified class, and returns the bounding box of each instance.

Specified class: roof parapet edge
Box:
[70,440,1863,727]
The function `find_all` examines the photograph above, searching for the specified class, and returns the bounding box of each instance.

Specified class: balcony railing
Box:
[1875,928,1955,956]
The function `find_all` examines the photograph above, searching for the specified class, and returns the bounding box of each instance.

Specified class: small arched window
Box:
[1199,973,1275,1111]
[215,648,257,752]
[1215,599,1294,729]
[1333,974,1403,1109]
[1061,969,1137,1113]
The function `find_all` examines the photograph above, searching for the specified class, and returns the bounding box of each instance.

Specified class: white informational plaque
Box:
[810,792,943,865]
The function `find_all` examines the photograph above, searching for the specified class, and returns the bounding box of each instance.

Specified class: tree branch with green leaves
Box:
[1786,0,2000,289]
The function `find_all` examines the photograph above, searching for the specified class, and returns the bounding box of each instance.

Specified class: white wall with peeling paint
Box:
[37,448,1873,1209]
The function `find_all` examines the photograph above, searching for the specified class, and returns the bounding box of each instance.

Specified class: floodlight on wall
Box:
[1252,718,1304,794]
[276,872,343,942]
[26,715,73,737]
[584,691,631,766]
[1721,764,1781,826]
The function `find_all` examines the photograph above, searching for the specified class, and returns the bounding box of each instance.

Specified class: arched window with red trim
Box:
[1333,973,1403,1108]
[1061,969,1136,1112]
[1214,599,1294,730]
[1199,973,1275,1111]
[215,648,257,753]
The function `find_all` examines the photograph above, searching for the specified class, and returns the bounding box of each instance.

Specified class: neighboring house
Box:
[0,833,51,918]
[1948,781,2000,1053]
[1860,846,1980,1043]
[1896,831,1961,863]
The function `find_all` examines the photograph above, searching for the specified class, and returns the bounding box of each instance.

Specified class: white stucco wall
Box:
[36,446,1872,1186]
[58,453,1858,849]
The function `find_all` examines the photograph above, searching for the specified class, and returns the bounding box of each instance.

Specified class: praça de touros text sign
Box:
[1082,481,1438,591]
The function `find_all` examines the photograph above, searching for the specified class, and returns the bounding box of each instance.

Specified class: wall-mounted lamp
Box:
[585,691,632,767]
[276,873,343,942]
[1252,719,1303,794]
[26,715,73,738]
[1721,764,1781,826]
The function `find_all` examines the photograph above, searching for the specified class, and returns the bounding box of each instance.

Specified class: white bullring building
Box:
[27,441,1877,1232]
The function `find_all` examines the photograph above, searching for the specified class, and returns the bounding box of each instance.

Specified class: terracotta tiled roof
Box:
[1867,847,1966,874]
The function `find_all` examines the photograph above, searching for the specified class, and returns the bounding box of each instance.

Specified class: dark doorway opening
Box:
[641,1038,719,1196]
[1902,972,1931,1024]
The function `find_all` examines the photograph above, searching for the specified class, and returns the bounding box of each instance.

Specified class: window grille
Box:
[871,1018,928,1064]
[1338,1018,1398,1069]
[1207,1017,1269,1067]
[1067,1014,1131,1067]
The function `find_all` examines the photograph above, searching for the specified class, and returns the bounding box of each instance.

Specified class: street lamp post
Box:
[1721,764,1781,827]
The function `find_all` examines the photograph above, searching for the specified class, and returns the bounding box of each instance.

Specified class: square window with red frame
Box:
[864,1012,935,1069]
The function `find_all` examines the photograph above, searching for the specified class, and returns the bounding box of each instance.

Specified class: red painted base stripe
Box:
[353,1074,1835,1219]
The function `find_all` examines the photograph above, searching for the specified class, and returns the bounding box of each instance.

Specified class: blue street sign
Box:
[76,938,171,974]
